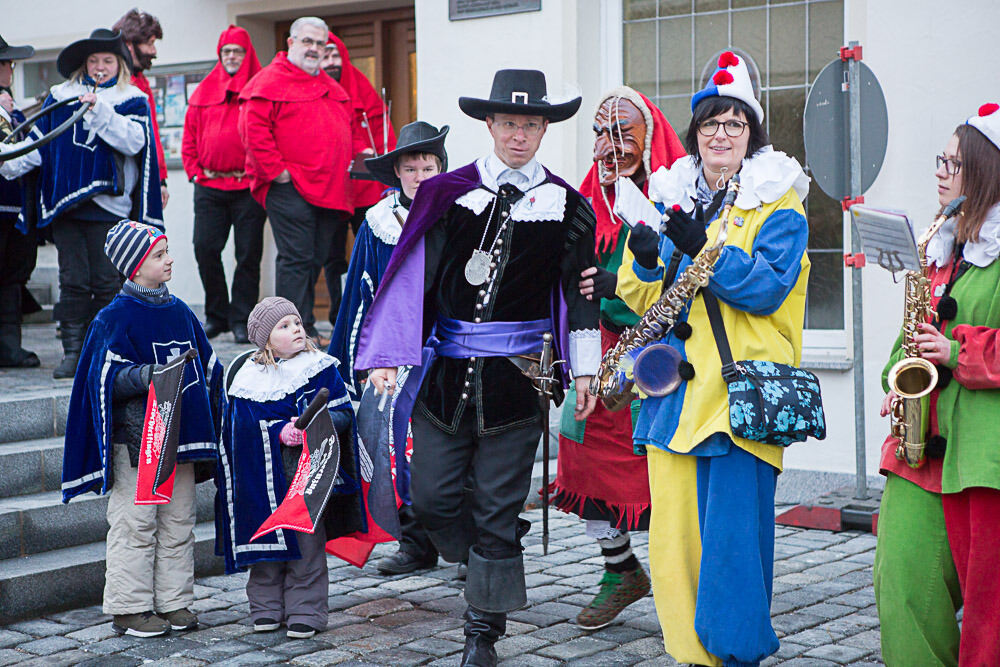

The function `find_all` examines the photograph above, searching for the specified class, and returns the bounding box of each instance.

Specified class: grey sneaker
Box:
[112,611,170,637]
[160,607,198,631]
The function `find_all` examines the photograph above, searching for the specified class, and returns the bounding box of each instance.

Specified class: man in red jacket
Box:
[112,9,169,209]
[320,33,396,326]
[182,26,265,344]
[239,16,366,339]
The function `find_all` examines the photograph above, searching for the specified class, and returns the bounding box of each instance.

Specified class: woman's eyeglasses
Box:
[698,118,748,138]
[936,155,962,176]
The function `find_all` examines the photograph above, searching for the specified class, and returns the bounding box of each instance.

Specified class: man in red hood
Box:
[183,25,265,344]
[112,9,169,209]
[320,32,397,325]
[239,16,368,339]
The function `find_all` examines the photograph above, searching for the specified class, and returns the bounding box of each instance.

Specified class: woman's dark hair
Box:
[684,96,769,165]
[953,124,1000,243]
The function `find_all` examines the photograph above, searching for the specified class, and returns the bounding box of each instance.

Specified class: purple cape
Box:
[354,160,575,379]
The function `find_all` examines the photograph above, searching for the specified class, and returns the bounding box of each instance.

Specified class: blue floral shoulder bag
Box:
[702,290,826,447]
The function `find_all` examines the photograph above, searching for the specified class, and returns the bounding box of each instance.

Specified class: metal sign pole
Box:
[846,41,869,501]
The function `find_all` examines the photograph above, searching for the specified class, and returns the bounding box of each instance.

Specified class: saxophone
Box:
[887,195,966,468]
[590,175,741,410]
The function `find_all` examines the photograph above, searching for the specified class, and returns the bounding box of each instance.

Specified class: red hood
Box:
[188,25,262,106]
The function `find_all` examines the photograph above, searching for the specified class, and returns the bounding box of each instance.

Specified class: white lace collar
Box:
[50,79,145,107]
[926,203,1000,268]
[366,193,406,245]
[648,146,810,213]
[455,156,567,222]
[228,349,335,402]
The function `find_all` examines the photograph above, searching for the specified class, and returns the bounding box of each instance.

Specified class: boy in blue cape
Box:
[62,220,223,638]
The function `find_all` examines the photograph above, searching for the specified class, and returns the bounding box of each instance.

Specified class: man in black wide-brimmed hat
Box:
[355,69,601,666]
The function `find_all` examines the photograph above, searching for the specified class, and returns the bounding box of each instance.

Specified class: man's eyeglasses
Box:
[936,154,962,176]
[220,47,246,57]
[294,36,327,48]
[495,120,544,138]
[698,118,749,138]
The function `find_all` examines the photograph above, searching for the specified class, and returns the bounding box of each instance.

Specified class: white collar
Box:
[457,163,566,222]
[366,193,406,245]
[228,349,335,402]
[50,79,145,107]
[926,203,1000,268]
[481,152,545,191]
[648,146,810,213]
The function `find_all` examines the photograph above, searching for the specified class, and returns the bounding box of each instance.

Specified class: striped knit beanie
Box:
[104,220,167,279]
[247,297,301,349]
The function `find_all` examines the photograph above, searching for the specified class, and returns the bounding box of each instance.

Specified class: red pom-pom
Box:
[718,51,740,68]
[713,71,734,86]
[672,204,682,212]
[979,103,999,117]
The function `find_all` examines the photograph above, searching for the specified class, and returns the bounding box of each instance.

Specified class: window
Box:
[623,0,845,331]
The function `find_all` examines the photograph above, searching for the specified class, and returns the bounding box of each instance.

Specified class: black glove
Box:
[627,223,661,270]
[581,267,618,300]
[664,203,709,258]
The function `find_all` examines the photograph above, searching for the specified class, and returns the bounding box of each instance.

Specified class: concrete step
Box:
[0,437,63,498]
[0,482,218,559]
[0,521,223,624]
[0,392,69,445]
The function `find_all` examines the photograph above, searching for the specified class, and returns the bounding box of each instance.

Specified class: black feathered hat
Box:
[56,29,133,79]
[364,121,449,189]
[0,34,35,61]
[459,69,581,123]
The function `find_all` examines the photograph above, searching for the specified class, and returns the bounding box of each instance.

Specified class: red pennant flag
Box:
[135,349,198,505]
[251,389,343,541]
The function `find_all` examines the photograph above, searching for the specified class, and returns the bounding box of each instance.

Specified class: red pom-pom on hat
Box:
[718,51,740,68]
[713,70,734,86]
[979,103,999,117]
[672,204,682,212]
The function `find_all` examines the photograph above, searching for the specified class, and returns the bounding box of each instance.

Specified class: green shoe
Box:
[576,566,651,630]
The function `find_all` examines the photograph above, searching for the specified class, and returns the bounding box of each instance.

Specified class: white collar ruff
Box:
[926,202,1000,268]
[456,156,567,222]
[366,193,406,245]
[648,146,810,213]
[228,349,335,402]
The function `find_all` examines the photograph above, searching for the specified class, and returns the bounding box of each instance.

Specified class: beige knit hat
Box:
[247,297,301,348]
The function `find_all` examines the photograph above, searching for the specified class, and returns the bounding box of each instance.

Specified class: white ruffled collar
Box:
[366,194,406,245]
[456,156,567,222]
[228,349,335,402]
[50,79,145,107]
[926,203,1000,268]
[648,146,810,213]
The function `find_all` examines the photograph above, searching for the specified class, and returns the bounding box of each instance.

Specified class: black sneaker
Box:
[254,618,280,632]
[377,550,438,575]
[287,623,317,639]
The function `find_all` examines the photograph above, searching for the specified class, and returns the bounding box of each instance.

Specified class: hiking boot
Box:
[576,565,651,630]
[112,611,170,637]
[160,608,198,631]
[287,623,317,639]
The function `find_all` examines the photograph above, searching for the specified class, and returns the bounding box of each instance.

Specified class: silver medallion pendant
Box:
[464,249,492,286]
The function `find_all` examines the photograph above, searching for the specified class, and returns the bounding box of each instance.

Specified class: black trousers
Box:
[410,406,540,561]
[265,182,342,329]
[51,216,120,322]
[323,206,366,325]
[192,184,266,328]
[0,216,37,290]
[398,503,438,559]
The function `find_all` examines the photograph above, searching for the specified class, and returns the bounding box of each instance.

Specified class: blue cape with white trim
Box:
[61,294,222,502]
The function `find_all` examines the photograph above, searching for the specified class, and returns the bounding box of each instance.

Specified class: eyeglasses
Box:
[936,154,962,176]
[220,47,246,57]
[294,36,327,48]
[698,118,749,138]
[494,120,544,138]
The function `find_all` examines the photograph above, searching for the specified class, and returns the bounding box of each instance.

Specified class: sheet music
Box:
[849,205,921,273]
[612,177,662,229]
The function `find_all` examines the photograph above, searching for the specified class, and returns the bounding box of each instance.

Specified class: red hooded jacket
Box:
[131,71,168,182]
[239,51,367,211]
[327,33,397,210]
[182,26,262,191]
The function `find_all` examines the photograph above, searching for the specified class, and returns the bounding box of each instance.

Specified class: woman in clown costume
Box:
[616,51,809,666]
[873,104,1000,667]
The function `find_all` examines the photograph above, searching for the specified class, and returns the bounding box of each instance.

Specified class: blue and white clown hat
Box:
[967,103,1000,152]
[691,51,764,125]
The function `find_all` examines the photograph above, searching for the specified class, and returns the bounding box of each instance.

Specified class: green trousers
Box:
[873,473,961,667]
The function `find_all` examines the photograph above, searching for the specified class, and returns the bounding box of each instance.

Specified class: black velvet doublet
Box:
[416,181,599,436]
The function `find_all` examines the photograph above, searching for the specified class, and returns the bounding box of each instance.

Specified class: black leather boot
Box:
[53,319,88,379]
[0,285,39,368]
[461,605,505,667]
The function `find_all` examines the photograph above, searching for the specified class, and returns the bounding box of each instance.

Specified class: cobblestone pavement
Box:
[0,509,883,666]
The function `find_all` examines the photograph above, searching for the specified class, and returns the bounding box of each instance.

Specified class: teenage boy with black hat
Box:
[0,33,40,368]
[355,70,601,666]
[328,120,448,575]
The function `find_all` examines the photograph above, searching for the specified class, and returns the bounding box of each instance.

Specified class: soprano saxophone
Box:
[590,175,741,411]
[887,195,966,468]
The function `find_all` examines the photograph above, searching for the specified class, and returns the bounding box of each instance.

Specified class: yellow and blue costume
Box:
[617,148,809,666]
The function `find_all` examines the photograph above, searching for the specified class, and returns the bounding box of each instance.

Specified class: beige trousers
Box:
[103,444,197,615]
